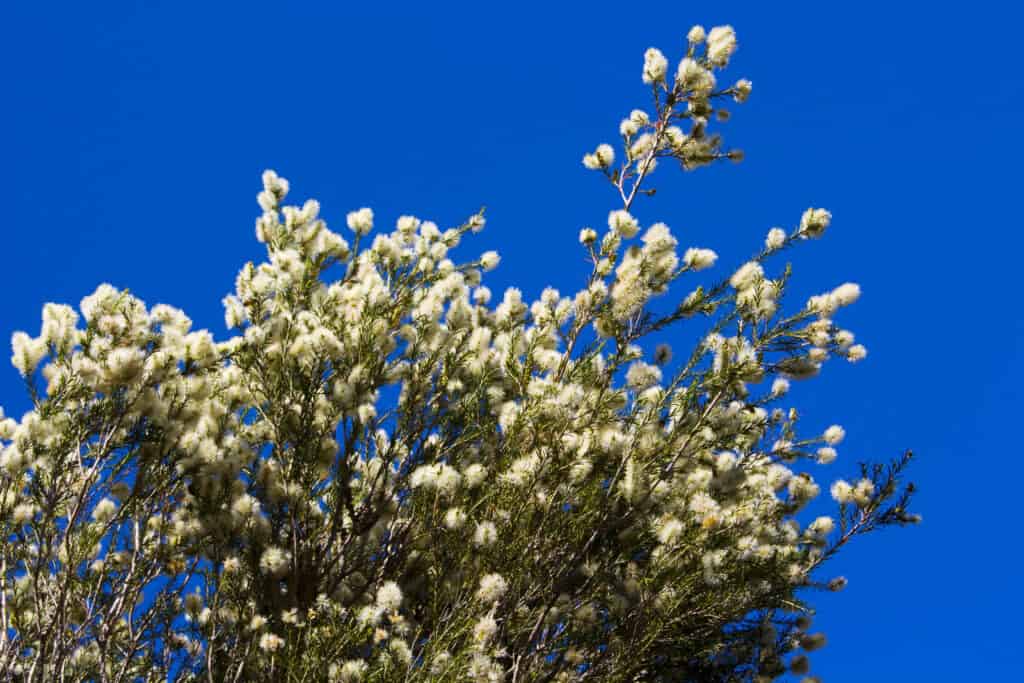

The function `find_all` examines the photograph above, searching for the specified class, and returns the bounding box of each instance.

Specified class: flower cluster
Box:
[0,24,917,683]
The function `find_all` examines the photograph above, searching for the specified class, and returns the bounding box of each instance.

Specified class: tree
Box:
[0,23,917,683]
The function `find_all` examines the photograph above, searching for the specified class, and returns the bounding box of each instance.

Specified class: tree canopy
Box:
[0,23,917,683]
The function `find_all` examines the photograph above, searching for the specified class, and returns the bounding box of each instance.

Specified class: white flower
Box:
[642,47,669,84]
[338,660,368,682]
[830,480,854,504]
[733,78,753,103]
[626,132,651,158]
[11,332,46,377]
[823,425,845,445]
[676,58,715,93]
[473,521,498,547]
[258,633,284,652]
[346,207,374,235]
[376,581,403,611]
[687,25,706,44]
[579,227,597,245]
[765,227,786,250]
[853,478,876,506]
[771,378,790,396]
[410,464,439,489]
[656,517,685,545]
[595,144,615,167]
[816,447,838,465]
[476,573,508,604]
[683,247,718,270]
[259,546,290,577]
[830,283,861,307]
[443,507,467,529]
[11,503,36,525]
[608,210,640,238]
[472,615,498,646]
[480,251,500,272]
[799,207,832,238]
[706,25,737,65]
[729,261,763,289]
[435,464,462,496]
[834,330,855,348]
[626,361,662,390]
[467,214,486,233]
[463,464,488,488]
[808,516,835,536]
[92,497,118,524]
[847,344,868,362]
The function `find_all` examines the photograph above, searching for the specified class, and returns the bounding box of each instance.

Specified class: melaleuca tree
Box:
[0,23,918,683]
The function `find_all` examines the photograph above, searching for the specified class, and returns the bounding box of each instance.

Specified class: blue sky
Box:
[1,1,1020,679]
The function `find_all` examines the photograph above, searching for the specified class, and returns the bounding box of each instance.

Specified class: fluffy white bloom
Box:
[410,464,439,489]
[847,344,868,362]
[608,210,640,238]
[436,464,461,496]
[463,463,488,488]
[626,361,662,390]
[683,247,718,270]
[11,332,47,377]
[258,633,284,652]
[834,330,855,348]
[808,516,835,537]
[629,133,655,158]
[472,615,498,646]
[706,25,738,65]
[830,480,854,504]
[476,573,508,604]
[676,58,715,93]
[733,78,753,103]
[656,517,685,545]
[799,207,832,238]
[816,447,838,465]
[830,283,861,307]
[823,425,845,445]
[473,521,498,547]
[584,143,616,171]
[92,497,118,524]
[729,261,764,289]
[642,47,669,84]
[443,507,467,529]
[259,546,290,577]
[376,581,403,611]
[853,478,876,506]
[765,227,786,250]
[338,660,368,682]
[579,227,597,245]
[480,251,500,272]
[346,207,374,235]
[771,378,790,396]
[11,503,36,525]
[687,25,706,43]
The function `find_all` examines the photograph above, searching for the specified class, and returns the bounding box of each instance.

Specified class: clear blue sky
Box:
[2,2,1019,680]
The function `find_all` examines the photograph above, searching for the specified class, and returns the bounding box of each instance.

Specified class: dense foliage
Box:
[0,24,917,682]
